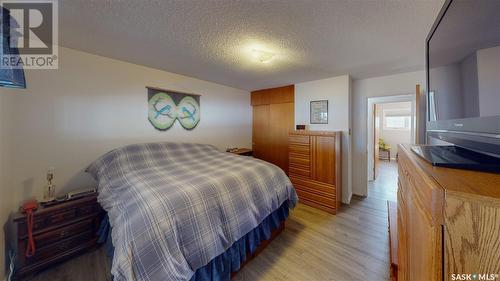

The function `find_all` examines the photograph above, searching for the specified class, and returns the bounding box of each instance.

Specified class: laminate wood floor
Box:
[30,161,398,281]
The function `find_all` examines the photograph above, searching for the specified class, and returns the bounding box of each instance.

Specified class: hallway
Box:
[369,160,398,202]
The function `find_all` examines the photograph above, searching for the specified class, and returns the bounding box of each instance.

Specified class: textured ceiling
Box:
[59,0,444,91]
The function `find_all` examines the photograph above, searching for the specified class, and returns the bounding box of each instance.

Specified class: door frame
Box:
[367,94,416,182]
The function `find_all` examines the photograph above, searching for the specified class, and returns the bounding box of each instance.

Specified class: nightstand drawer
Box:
[18,209,77,237]
[32,217,96,248]
[13,194,104,280]
[17,203,100,237]
[25,230,95,264]
[76,204,99,216]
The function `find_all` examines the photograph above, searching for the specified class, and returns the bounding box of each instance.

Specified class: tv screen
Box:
[427,0,500,122]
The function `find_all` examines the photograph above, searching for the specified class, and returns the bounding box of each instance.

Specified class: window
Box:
[428,91,437,121]
[383,109,411,130]
[384,116,411,130]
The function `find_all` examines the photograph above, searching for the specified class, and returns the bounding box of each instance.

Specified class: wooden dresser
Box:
[397,144,500,281]
[288,130,341,214]
[12,195,104,280]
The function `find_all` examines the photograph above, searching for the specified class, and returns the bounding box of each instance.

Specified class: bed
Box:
[86,142,298,281]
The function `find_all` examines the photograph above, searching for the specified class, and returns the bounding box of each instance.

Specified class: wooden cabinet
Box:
[12,195,104,280]
[396,144,500,281]
[396,184,408,281]
[251,85,294,106]
[398,149,443,281]
[444,192,500,275]
[288,131,341,214]
[251,85,294,173]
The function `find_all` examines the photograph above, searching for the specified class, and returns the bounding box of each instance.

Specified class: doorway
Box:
[366,95,416,198]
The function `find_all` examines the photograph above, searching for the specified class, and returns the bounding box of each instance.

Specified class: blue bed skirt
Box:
[97,201,290,281]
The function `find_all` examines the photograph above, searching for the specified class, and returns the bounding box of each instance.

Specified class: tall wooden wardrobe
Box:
[288,131,342,214]
[251,85,294,174]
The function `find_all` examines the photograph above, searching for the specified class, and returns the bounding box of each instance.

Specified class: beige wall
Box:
[295,75,352,203]
[295,75,350,132]
[0,93,14,280]
[0,47,252,278]
[477,45,500,117]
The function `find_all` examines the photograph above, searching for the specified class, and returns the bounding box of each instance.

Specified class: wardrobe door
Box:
[311,135,336,184]
[251,84,294,173]
[252,105,270,161]
[269,102,294,173]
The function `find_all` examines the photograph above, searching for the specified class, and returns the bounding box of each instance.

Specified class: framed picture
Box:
[147,86,201,131]
[310,100,328,124]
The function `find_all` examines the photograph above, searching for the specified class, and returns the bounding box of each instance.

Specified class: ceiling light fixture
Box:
[251,49,275,63]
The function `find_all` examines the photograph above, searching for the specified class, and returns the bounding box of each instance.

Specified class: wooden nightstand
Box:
[228,148,253,156]
[12,194,104,280]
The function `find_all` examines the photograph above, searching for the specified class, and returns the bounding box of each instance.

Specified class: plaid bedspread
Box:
[86,142,297,281]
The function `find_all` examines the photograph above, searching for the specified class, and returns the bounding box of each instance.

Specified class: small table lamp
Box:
[42,167,56,203]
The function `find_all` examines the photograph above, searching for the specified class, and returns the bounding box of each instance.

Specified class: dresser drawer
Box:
[288,135,310,145]
[289,162,310,172]
[290,176,335,195]
[289,168,310,178]
[289,156,310,166]
[295,189,336,208]
[31,217,96,248]
[288,144,310,156]
[25,230,95,264]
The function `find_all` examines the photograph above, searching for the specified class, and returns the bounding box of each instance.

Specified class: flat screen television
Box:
[426,0,500,157]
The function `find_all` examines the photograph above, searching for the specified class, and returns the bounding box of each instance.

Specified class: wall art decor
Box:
[147,86,201,130]
[310,100,328,124]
